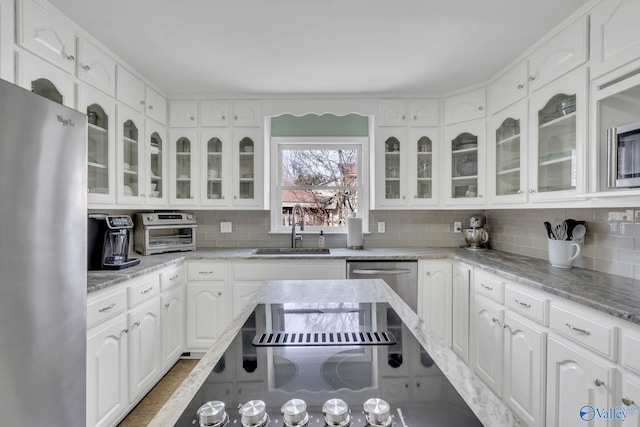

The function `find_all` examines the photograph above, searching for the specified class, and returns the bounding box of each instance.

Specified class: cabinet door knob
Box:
[478,106,484,111]
[217,291,222,296]
[190,116,195,121]
[83,65,91,71]
[148,105,154,110]
[528,76,536,81]
[66,54,75,61]
[413,115,417,120]
[622,397,636,406]
[221,115,226,120]
[140,100,146,105]
[529,188,535,193]
[517,190,523,194]
[593,378,605,387]
[401,115,406,120]
[234,115,238,120]
[517,83,524,89]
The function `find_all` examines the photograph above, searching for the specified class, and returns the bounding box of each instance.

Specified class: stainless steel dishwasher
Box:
[347,261,418,312]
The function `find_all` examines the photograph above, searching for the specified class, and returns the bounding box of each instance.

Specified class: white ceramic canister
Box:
[548,239,581,268]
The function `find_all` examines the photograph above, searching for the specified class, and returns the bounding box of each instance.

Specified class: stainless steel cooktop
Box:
[176,302,482,427]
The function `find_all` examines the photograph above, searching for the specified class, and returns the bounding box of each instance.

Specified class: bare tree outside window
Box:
[281,149,358,228]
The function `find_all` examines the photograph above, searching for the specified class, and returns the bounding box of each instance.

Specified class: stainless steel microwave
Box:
[608,120,640,188]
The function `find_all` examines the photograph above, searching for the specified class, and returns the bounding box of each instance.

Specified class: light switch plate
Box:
[454,222,462,233]
[220,222,232,233]
[378,222,385,233]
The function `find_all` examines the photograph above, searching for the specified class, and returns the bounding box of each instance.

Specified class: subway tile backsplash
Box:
[97,206,640,281]
[193,207,640,280]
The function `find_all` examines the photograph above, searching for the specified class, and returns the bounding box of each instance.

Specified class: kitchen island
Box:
[148,278,521,427]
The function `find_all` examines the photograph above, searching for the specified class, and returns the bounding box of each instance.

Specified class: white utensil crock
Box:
[548,239,581,268]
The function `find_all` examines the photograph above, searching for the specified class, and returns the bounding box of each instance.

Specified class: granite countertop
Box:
[147,279,523,427]
[88,247,640,325]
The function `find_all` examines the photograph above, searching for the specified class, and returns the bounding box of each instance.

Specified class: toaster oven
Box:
[134,212,197,255]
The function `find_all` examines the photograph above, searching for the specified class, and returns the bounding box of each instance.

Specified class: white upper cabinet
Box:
[117,66,146,112]
[409,99,440,126]
[18,0,77,73]
[528,16,588,92]
[489,61,528,114]
[591,0,640,78]
[18,52,75,108]
[169,100,198,127]
[378,99,408,126]
[116,66,166,125]
[231,100,261,127]
[145,86,167,125]
[444,88,486,125]
[378,99,439,127]
[77,39,116,96]
[200,100,230,127]
[443,119,486,206]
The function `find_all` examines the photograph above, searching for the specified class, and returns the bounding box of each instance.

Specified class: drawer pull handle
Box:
[141,287,154,294]
[199,271,214,275]
[566,323,590,335]
[169,275,179,281]
[593,378,605,387]
[481,284,493,291]
[622,397,635,406]
[98,303,116,312]
[515,299,531,308]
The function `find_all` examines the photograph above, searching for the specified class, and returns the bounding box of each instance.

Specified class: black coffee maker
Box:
[88,214,141,270]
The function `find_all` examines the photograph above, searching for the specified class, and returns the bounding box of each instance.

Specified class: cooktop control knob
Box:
[197,400,228,427]
[239,400,268,427]
[363,398,392,427]
[322,398,350,426]
[281,398,309,426]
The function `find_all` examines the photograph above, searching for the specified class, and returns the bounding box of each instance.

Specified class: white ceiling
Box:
[48,0,589,97]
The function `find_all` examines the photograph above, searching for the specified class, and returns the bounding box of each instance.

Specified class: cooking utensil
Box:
[572,224,586,242]
[553,218,567,240]
[544,221,554,239]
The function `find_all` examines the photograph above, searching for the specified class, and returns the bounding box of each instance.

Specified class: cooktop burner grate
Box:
[252,331,396,347]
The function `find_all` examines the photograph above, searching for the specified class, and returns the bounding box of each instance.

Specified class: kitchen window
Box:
[270,137,369,233]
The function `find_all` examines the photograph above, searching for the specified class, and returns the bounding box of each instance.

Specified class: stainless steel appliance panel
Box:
[0,79,87,426]
[607,120,640,188]
[347,261,418,312]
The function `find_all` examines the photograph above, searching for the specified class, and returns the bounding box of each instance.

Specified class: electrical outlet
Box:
[220,221,232,233]
[454,222,462,233]
[378,222,385,233]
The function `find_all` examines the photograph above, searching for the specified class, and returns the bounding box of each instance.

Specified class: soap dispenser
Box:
[318,230,325,248]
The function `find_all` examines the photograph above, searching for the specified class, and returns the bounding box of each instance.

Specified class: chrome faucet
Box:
[291,204,305,248]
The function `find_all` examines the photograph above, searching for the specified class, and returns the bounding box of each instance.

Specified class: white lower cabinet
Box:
[161,284,185,370]
[186,281,228,350]
[472,294,504,396]
[86,314,129,427]
[452,263,470,363]
[546,336,615,427]
[128,296,162,402]
[418,260,453,346]
[621,371,640,426]
[231,281,262,319]
[503,312,545,427]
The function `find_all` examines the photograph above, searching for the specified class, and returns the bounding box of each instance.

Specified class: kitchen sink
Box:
[253,248,331,255]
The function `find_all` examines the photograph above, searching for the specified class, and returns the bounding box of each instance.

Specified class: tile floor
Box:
[117,358,200,427]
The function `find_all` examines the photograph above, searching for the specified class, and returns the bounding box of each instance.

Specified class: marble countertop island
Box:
[148,279,522,427]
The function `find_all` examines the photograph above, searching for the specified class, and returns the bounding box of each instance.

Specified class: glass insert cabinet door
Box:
[383,135,402,201]
[148,131,163,200]
[495,117,522,197]
[87,103,109,196]
[415,135,433,201]
[451,132,479,199]
[206,136,225,202]
[174,136,194,200]
[536,93,577,193]
[121,118,140,199]
[237,136,255,200]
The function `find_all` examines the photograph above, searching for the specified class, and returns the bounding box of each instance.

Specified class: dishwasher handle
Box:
[352,268,412,275]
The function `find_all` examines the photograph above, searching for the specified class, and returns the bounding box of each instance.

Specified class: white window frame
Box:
[270,136,370,234]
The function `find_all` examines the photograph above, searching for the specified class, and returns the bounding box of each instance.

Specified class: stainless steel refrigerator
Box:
[0,79,87,426]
